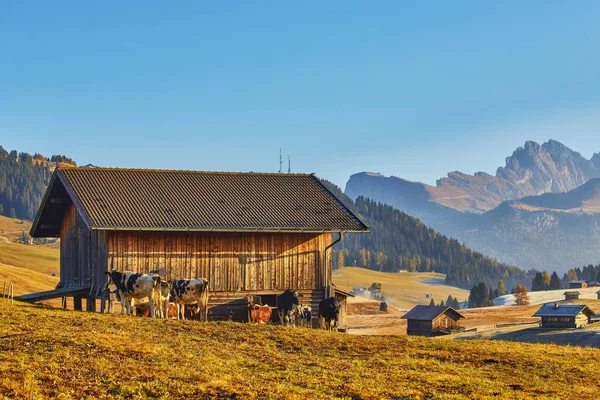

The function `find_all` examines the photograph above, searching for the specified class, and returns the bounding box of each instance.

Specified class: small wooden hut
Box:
[533,303,595,329]
[564,291,581,300]
[30,167,369,324]
[401,305,465,336]
[569,280,587,289]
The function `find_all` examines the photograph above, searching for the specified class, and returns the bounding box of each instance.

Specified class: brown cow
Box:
[248,304,272,324]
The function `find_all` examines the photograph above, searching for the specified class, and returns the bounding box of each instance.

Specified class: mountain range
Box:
[345,140,600,274]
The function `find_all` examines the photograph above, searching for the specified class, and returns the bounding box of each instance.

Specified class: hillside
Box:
[333,267,469,310]
[0,145,76,220]
[0,215,59,276]
[344,140,600,274]
[323,180,530,290]
[494,287,600,306]
[2,302,600,399]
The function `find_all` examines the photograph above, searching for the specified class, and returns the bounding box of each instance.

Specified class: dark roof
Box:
[401,305,465,321]
[31,168,369,237]
[563,291,581,295]
[569,280,587,284]
[533,303,596,318]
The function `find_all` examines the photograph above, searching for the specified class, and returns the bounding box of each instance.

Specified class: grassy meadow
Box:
[333,267,469,310]
[2,301,600,399]
[0,215,59,278]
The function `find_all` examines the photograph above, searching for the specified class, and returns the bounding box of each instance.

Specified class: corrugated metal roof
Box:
[533,303,595,317]
[401,305,465,321]
[32,168,368,236]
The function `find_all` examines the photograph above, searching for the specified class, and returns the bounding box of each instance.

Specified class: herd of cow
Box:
[102,270,342,330]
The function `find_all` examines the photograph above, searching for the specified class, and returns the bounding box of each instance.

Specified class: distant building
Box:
[569,280,588,289]
[564,291,581,300]
[401,305,465,336]
[586,281,600,287]
[597,290,600,300]
[533,303,595,329]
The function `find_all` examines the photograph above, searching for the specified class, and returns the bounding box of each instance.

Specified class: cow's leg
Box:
[120,295,127,315]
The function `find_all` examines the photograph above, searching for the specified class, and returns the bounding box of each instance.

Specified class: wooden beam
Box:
[40,224,61,230]
[50,197,70,204]
[73,297,82,311]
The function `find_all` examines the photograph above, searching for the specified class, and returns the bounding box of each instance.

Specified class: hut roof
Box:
[569,280,586,284]
[533,303,595,318]
[31,168,369,237]
[563,291,581,295]
[401,305,465,321]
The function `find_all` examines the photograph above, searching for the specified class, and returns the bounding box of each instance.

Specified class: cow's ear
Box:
[104,271,111,277]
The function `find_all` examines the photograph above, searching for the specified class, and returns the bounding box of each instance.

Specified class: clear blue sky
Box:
[1,2,599,188]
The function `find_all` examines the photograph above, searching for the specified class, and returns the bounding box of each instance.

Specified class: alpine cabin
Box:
[30,167,368,324]
[533,303,595,329]
[401,305,465,336]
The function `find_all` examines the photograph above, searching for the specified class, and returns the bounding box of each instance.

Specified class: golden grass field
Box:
[333,267,470,310]
[0,216,59,280]
[2,302,600,400]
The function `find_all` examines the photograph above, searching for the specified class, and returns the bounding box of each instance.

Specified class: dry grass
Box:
[1,302,600,399]
[0,216,59,276]
[0,263,59,296]
[0,241,59,276]
[333,267,469,310]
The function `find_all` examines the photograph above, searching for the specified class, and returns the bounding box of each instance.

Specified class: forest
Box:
[0,146,75,220]
[323,180,532,291]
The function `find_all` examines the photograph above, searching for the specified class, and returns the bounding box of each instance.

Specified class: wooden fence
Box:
[2,281,14,305]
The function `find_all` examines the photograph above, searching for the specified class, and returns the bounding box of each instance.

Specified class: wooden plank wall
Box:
[106,231,332,292]
[60,205,109,297]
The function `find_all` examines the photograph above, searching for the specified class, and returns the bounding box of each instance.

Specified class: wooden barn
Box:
[533,303,595,329]
[401,305,465,336]
[30,167,368,326]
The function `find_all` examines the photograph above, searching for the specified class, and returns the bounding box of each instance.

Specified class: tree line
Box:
[0,146,75,220]
[322,180,531,291]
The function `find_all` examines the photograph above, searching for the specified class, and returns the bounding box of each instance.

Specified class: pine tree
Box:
[429,298,435,306]
[337,251,345,269]
[9,208,16,219]
[549,271,562,290]
[496,280,506,296]
[0,204,3,215]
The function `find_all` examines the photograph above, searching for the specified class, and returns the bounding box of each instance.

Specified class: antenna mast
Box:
[279,148,282,173]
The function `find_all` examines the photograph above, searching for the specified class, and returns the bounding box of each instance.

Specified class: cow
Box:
[169,278,209,321]
[277,289,301,326]
[318,297,341,331]
[153,281,172,319]
[104,270,161,317]
[248,304,272,324]
[100,279,120,314]
[297,305,313,328]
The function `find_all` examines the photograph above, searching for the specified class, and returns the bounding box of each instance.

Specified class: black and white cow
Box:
[277,289,301,326]
[104,270,161,317]
[169,278,209,321]
[298,305,313,328]
[154,281,172,319]
[318,297,341,331]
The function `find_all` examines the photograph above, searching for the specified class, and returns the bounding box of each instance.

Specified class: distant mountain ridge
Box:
[344,140,600,274]
[346,140,600,214]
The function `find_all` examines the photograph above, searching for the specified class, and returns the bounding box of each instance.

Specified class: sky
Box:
[1,1,600,189]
